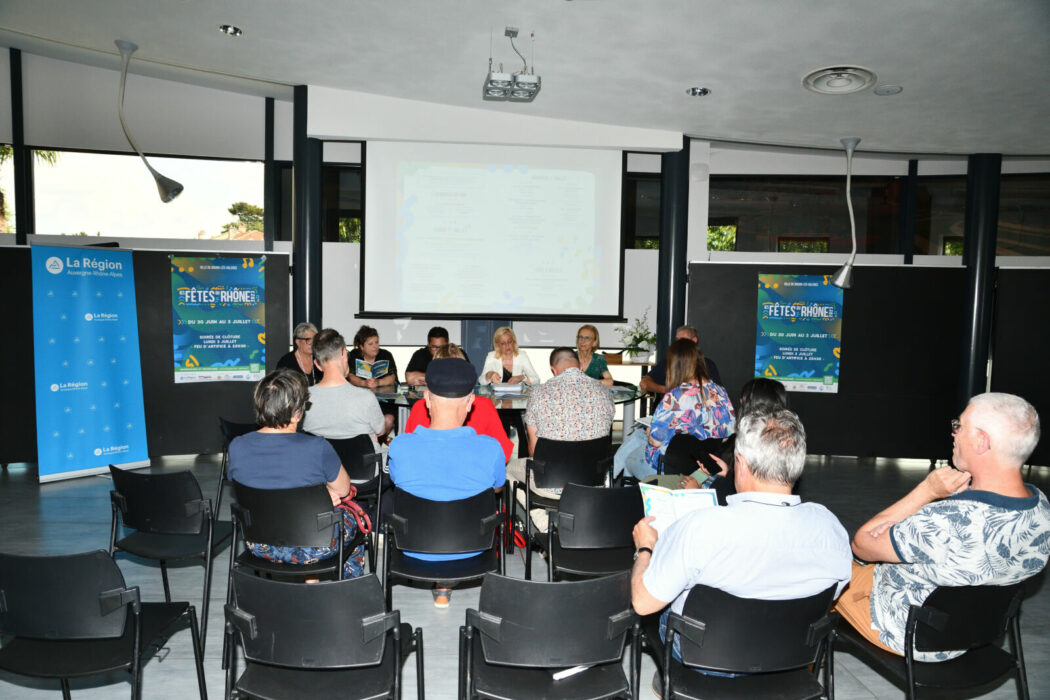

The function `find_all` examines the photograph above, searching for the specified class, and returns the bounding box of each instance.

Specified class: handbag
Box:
[336,484,373,535]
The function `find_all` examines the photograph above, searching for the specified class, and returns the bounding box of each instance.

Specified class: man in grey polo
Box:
[631,407,851,669]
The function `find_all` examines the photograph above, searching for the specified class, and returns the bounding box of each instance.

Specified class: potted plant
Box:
[617,309,657,363]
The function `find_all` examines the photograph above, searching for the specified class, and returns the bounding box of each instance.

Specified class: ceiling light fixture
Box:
[802,66,876,95]
[873,84,903,96]
[831,137,861,289]
[686,87,710,97]
[115,40,184,202]
[218,24,242,37]
[483,27,541,102]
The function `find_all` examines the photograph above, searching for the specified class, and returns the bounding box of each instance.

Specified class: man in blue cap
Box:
[387,357,506,607]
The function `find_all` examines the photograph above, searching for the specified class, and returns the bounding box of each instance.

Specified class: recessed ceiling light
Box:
[686,87,710,97]
[218,24,242,37]
[873,84,903,96]
[802,66,876,95]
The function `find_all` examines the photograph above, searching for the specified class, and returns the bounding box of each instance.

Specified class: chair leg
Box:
[415,628,425,700]
[187,606,208,700]
[160,560,171,602]
[214,453,227,520]
[199,527,217,652]
[60,678,72,700]
[1011,616,1030,700]
[224,621,237,700]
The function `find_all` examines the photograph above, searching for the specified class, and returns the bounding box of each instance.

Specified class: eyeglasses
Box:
[295,336,314,343]
[951,418,983,435]
[576,335,595,341]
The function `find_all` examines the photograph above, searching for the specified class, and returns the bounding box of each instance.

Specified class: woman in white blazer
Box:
[479,326,540,386]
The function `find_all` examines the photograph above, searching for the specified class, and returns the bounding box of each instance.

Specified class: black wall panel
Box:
[0,248,36,462]
[687,263,966,459]
[0,247,289,463]
[991,268,1050,466]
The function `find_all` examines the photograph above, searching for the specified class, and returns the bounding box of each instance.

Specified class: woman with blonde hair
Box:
[575,324,613,387]
[479,326,540,386]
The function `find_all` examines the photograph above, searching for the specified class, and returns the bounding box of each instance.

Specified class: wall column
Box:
[10,48,33,243]
[957,153,1001,409]
[292,85,323,327]
[655,135,690,360]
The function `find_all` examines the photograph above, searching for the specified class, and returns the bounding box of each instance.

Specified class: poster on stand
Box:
[171,256,266,383]
[754,273,843,393]
[31,245,149,482]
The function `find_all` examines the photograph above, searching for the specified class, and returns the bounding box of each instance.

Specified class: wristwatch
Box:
[634,546,653,560]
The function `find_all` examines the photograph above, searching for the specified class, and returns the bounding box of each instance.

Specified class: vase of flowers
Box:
[617,310,657,363]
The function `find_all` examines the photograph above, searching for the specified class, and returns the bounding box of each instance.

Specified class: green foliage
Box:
[942,238,964,256]
[778,238,829,253]
[634,238,659,249]
[339,217,362,243]
[227,202,264,232]
[707,224,737,251]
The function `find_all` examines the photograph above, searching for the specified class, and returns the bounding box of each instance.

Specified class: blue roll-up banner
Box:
[31,246,149,482]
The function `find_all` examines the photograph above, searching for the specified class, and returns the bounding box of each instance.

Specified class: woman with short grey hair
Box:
[276,321,321,385]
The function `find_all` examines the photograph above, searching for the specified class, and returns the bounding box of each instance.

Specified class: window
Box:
[0,145,14,234]
[623,173,660,249]
[322,165,362,243]
[997,173,1050,256]
[32,149,264,239]
[778,237,829,253]
[707,221,737,251]
[913,176,966,255]
[709,175,901,254]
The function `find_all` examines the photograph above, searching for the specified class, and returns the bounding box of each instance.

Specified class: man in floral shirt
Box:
[840,392,1050,661]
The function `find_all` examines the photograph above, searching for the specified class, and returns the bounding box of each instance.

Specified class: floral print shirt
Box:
[873,486,1050,661]
[645,382,735,471]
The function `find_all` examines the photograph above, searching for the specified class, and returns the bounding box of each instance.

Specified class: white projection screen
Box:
[362,141,624,319]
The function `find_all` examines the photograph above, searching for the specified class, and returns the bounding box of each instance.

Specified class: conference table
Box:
[375,383,647,437]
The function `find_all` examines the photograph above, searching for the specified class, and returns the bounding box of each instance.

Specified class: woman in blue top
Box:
[228,368,365,578]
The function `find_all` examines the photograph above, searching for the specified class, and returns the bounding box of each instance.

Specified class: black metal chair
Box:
[511,435,612,565]
[648,583,839,700]
[459,571,640,699]
[228,481,365,583]
[835,582,1030,699]
[108,465,231,652]
[216,417,258,518]
[224,568,423,700]
[325,434,386,570]
[0,550,207,700]
[543,483,643,581]
[382,487,503,610]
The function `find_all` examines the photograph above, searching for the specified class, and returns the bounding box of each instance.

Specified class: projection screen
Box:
[362,140,624,319]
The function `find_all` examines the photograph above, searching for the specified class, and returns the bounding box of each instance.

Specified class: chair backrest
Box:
[910,583,1024,653]
[326,434,381,483]
[467,571,635,667]
[675,584,838,673]
[109,465,207,535]
[230,482,341,548]
[228,569,398,669]
[0,550,131,640]
[386,487,500,554]
[555,484,643,549]
[531,435,611,489]
[219,417,258,448]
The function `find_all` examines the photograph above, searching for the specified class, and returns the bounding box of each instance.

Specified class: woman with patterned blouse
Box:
[625,338,734,480]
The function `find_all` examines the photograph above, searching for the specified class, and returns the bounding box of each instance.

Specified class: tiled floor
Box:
[0,453,1046,699]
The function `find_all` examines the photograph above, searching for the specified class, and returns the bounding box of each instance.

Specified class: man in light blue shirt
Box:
[631,407,851,672]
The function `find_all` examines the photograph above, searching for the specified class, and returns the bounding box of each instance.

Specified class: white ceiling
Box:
[1,0,1048,156]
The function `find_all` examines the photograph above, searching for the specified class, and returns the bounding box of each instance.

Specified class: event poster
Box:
[31,245,149,481]
[754,273,843,393]
[171,256,266,383]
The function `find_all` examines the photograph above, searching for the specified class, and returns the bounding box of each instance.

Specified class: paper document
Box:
[355,358,389,379]
[639,482,717,532]
[492,382,524,394]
